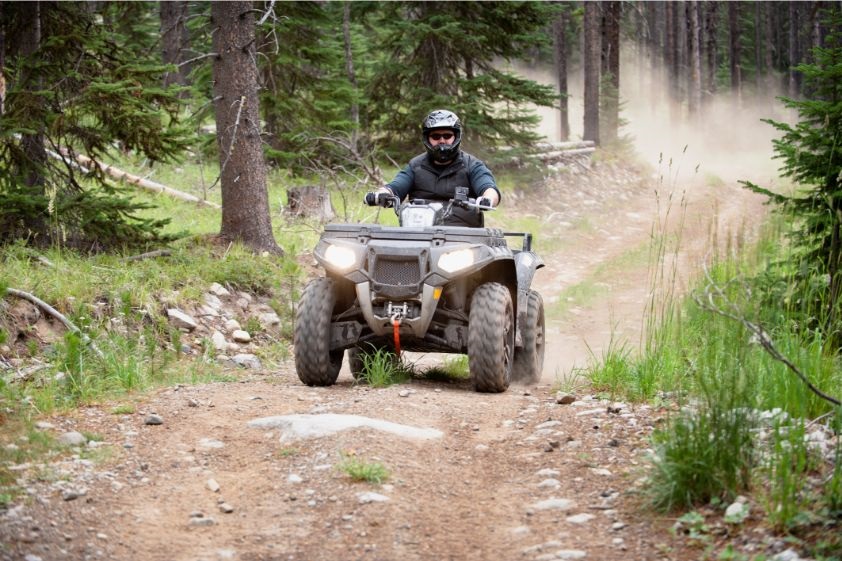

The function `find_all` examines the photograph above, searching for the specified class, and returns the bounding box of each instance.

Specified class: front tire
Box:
[468,282,514,393]
[294,278,343,386]
[511,291,545,384]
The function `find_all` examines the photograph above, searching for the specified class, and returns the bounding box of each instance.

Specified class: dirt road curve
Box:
[0,165,767,561]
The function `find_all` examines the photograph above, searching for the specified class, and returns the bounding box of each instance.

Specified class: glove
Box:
[478,197,493,208]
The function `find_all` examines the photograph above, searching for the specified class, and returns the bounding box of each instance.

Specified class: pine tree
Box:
[744,7,842,343]
[257,1,361,172]
[364,1,559,158]
[0,2,190,250]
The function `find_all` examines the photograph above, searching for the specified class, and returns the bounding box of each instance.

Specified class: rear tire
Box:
[347,346,366,380]
[467,282,514,393]
[511,290,545,384]
[294,278,343,386]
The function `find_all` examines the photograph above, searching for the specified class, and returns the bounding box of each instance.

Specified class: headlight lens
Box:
[438,248,475,273]
[324,244,356,270]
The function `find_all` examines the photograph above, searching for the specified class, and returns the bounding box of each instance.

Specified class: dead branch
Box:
[208,95,246,192]
[692,265,841,407]
[5,287,105,359]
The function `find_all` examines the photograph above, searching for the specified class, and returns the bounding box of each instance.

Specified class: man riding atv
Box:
[368,109,501,227]
[293,109,545,393]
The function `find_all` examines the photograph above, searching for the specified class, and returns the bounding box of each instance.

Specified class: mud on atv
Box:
[293,188,545,393]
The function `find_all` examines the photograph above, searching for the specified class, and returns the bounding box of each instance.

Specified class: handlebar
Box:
[364,189,495,225]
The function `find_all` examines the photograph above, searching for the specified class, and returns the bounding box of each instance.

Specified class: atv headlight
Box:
[438,248,475,274]
[324,244,356,270]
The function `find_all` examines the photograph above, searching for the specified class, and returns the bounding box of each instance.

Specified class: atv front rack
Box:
[503,232,534,252]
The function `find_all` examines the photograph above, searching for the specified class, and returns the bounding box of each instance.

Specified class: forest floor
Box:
[0,155,775,561]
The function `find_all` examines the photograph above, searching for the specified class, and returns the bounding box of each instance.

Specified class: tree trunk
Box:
[17,2,47,201]
[664,1,676,103]
[788,1,799,97]
[160,0,191,93]
[688,1,702,119]
[728,1,742,101]
[764,1,775,93]
[600,1,621,144]
[675,1,687,108]
[652,2,663,113]
[552,8,570,142]
[211,1,280,255]
[342,2,360,153]
[0,5,5,117]
[705,1,718,101]
[583,2,600,145]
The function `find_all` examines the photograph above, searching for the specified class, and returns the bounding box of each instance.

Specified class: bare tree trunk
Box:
[728,1,742,102]
[343,2,360,153]
[0,4,5,117]
[600,1,621,144]
[583,2,601,145]
[754,1,762,90]
[646,1,661,113]
[705,1,718,102]
[764,1,775,94]
[17,2,46,198]
[552,9,570,141]
[788,1,799,97]
[676,1,688,109]
[211,1,280,255]
[664,0,678,123]
[160,0,191,93]
[688,1,702,120]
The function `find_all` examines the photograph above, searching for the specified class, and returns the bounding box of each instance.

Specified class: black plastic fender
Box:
[514,251,545,346]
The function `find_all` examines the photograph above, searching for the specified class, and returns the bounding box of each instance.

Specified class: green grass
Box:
[110,403,136,415]
[337,455,390,484]
[420,354,471,382]
[355,347,413,388]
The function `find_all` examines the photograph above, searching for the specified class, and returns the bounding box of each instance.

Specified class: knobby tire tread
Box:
[468,282,513,393]
[294,278,342,386]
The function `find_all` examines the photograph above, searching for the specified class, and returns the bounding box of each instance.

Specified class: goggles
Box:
[429,132,455,141]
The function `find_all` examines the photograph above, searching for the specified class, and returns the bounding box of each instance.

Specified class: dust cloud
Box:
[507,47,791,383]
[511,48,792,189]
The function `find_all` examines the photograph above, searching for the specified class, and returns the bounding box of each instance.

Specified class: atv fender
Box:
[514,251,544,347]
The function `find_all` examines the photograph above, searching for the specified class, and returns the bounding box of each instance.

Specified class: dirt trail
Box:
[0,165,768,561]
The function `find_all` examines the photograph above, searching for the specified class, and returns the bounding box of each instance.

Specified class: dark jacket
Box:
[386,152,500,227]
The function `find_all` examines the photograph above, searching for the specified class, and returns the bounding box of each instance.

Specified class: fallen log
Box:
[72,153,221,209]
[533,147,596,162]
[534,140,595,152]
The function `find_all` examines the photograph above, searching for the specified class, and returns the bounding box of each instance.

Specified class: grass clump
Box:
[421,355,470,382]
[355,347,412,388]
[337,454,390,484]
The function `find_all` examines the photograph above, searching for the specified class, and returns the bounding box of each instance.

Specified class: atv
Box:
[293,187,545,392]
